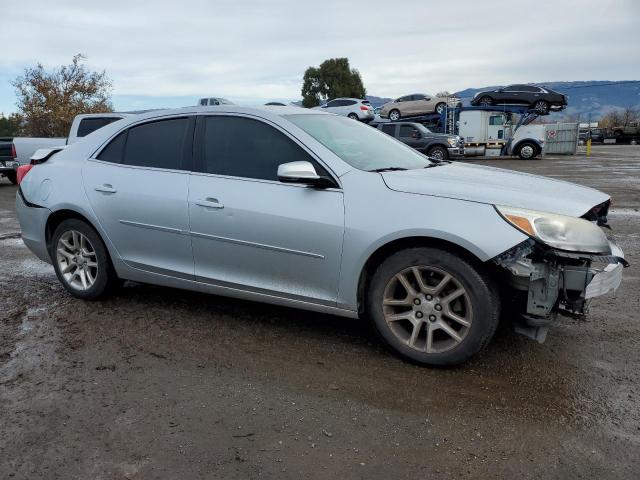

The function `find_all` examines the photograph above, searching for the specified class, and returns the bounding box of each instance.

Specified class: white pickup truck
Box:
[13,113,130,165]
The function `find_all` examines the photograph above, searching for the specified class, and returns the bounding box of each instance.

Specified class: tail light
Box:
[360,106,370,111]
[16,164,33,184]
[11,144,16,159]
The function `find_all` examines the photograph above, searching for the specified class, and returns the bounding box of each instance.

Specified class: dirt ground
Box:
[1,145,639,479]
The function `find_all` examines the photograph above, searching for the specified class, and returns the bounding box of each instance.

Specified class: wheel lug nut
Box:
[426,295,433,301]
[413,298,421,305]
[415,312,423,319]
[435,304,442,311]
[429,315,437,322]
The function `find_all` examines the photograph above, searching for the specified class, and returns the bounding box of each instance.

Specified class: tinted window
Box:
[412,94,426,101]
[502,85,521,92]
[518,86,539,92]
[326,100,339,107]
[362,100,372,106]
[382,124,396,136]
[397,96,409,102]
[209,98,220,105]
[343,100,357,106]
[399,125,417,138]
[199,99,208,106]
[77,117,122,137]
[97,131,127,163]
[123,118,190,170]
[201,116,316,181]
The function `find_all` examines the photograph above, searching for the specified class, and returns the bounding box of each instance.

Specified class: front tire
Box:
[367,247,499,366]
[427,145,448,161]
[516,142,538,160]
[389,109,401,121]
[533,100,549,114]
[435,102,447,115]
[51,219,118,300]
[347,113,359,120]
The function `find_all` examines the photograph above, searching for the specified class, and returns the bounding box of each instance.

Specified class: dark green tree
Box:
[301,58,366,108]
[0,113,23,137]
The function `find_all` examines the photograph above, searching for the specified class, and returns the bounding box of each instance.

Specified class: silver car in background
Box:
[16,106,626,365]
[314,98,374,122]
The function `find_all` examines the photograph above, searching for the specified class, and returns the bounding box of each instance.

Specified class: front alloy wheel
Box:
[367,247,499,366]
[383,266,472,354]
[389,109,401,121]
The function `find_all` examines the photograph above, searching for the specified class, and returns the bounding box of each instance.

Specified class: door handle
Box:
[195,197,224,209]
[95,184,117,194]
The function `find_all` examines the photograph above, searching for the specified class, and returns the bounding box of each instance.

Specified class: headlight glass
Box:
[447,137,457,147]
[496,205,611,254]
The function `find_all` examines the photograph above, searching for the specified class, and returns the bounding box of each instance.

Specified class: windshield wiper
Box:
[368,167,408,173]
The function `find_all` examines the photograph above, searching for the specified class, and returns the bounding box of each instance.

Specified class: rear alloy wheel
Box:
[347,113,359,120]
[533,100,549,114]
[435,103,447,115]
[51,219,117,300]
[478,96,493,107]
[389,109,401,121]
[427,145,448,161]
[517,142,537,160]
[367,247,499,366]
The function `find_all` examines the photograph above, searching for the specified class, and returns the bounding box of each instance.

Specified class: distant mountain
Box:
[365,95,393,108]
[455,80,640,120]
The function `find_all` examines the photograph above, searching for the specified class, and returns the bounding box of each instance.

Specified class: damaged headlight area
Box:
[495,205,611,254]
[493,237,628,343]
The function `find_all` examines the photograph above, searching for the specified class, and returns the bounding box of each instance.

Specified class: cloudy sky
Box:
[1,0,639,113]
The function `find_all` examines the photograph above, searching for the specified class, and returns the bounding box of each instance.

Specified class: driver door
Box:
[188,115,345,305]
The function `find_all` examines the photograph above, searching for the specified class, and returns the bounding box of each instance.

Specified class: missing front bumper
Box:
[494,239,627,341]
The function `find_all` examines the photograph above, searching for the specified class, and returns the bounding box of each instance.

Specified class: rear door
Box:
[188,114,345,305]
[83,116,195,278]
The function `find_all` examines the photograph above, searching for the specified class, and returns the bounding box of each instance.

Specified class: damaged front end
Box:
[493,200,628,342]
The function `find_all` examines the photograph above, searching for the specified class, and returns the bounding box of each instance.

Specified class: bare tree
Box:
[12,54,113,137]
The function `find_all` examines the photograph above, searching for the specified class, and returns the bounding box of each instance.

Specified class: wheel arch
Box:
[356,235,486,316]
[45,208,105,253]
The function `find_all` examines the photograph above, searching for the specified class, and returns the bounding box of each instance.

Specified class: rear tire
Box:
[389,109,401,121]
[50,219,118,300]
[427,145,448,161]
[435,102,447,115]
[478,96,493,107]
[347,113,359,120]
[366,247,499,366]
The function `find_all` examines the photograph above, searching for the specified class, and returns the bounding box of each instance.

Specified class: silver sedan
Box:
[15,106,626,365]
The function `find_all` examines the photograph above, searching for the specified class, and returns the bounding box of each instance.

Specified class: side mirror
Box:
[277,161,333,188]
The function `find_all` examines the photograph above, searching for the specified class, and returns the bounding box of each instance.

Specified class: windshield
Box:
[285,114,432,171]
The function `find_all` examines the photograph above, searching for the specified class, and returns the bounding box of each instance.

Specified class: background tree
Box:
[301,58,366,108]
[12,54,113,137]
[0,113,23,137]
[599,106,639,128]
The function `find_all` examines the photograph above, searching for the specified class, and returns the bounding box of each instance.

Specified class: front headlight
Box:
[496,205,611,254]
[447,137,457,147]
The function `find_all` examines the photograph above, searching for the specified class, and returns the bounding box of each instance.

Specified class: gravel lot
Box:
[1,145,639,479]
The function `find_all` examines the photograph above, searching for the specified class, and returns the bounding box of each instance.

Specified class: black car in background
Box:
[470,84,567,114]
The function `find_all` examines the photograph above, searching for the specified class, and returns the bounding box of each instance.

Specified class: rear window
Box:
[77,117,122,137]
[123,118,190,170]
[382,124,396,136]
[97,132,127,163]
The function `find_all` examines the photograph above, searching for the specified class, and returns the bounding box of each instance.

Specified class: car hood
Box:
[381,162,609,217]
